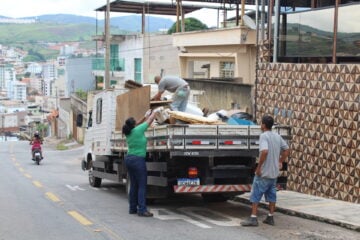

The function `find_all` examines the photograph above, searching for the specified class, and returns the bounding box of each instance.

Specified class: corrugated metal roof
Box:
[95,0,204,15]
[95,0,359,15]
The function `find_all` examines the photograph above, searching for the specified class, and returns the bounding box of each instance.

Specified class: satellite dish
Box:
[243,15,256,30]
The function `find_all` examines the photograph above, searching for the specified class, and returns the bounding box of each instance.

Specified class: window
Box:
[220,62,234,78]
[96,98,102,124]
[278,3,360,62]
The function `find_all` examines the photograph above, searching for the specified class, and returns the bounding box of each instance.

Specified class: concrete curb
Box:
[234,196,360,232]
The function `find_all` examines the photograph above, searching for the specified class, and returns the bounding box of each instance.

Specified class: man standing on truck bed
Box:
[151,75,190,112]
[241,115,290,227]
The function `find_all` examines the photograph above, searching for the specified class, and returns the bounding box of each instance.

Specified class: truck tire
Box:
[89,168,102,187]
[201,193,229,202]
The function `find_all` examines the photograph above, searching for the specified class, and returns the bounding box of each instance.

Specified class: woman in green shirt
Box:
[122,110,156,217]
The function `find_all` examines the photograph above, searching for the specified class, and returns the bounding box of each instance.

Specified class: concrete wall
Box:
[119,35,143,82]
[65,58,94,97]
[70,94,87,143]
[58,98,71,139]
[143,34,180,83]
[188,79,253,113]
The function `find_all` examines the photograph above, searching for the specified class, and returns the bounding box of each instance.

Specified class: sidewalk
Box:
[44,137,83,150]
[235,190,360,232]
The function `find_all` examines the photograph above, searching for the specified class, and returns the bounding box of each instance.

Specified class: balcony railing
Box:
[92,58,125,71]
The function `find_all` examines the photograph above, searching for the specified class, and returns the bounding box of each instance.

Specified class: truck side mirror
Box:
[76,113,83,127]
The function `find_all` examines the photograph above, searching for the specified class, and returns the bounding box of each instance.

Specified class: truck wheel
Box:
[89,168,102,187]
[201,193,229,202]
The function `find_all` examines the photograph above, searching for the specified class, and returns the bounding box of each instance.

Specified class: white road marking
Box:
[178,207,241,227]
[66,184,85,191]
[152,208,211,229]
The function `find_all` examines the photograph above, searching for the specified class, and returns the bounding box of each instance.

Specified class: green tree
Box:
[168,17,208,34]
[26,49,46,62]
[75,89,88,101]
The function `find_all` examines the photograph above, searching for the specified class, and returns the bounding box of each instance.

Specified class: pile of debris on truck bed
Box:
[122,81,254,127]
[153,108,253,126]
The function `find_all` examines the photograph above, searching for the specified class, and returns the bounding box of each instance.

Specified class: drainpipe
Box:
[273,0,280,63]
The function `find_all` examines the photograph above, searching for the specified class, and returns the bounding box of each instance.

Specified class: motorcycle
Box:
[30,138,43,165]
[32,148,42,165]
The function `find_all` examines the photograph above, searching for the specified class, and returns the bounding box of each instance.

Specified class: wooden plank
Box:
[125,80,143,89]
[168,110,222,125]
[115,86,150,131]
[150,100,172,108]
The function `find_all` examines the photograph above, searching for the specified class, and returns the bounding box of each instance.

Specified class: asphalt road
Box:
[0,141,358,240]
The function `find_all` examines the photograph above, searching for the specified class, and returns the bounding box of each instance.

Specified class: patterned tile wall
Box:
[256,63,360,203]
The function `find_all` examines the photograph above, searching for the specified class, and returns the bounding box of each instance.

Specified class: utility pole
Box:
[241,0,245,26]
[55,86,59,138]
[1,115,5,141]
[55,86,58,110]
[104,0,111,89]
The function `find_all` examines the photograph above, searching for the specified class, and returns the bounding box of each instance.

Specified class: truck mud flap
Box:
[146,162,168,187]
[277,162,288,190]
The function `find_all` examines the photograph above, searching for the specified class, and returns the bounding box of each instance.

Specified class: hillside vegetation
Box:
[0,22,124,60]
[0,14,174,60]
[0,22,113,43]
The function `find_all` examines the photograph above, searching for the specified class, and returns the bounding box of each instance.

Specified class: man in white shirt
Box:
[241,115,290,227]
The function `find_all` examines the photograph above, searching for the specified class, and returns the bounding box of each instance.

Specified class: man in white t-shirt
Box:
[241,115,290,227]
[151,75,190,112]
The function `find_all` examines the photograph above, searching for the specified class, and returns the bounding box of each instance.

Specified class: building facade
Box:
[65,58,94,97]
[92,33,180,87]
[255,2,359,203]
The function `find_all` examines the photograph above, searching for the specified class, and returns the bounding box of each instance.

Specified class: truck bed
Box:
[110,124,291,152]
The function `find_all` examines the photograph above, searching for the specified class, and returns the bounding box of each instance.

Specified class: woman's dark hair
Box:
[261,115,274,130]
[122,117,136,136]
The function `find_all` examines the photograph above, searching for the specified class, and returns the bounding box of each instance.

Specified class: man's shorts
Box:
[250,176,277,203]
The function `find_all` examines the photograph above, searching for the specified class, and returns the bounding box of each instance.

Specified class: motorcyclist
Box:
[30,131,43,160]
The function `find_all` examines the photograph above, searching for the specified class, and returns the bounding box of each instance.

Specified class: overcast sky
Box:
[1,0,103,18]
[0,0,223,27]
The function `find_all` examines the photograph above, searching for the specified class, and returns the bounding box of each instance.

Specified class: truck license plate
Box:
[177,178,200,186]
